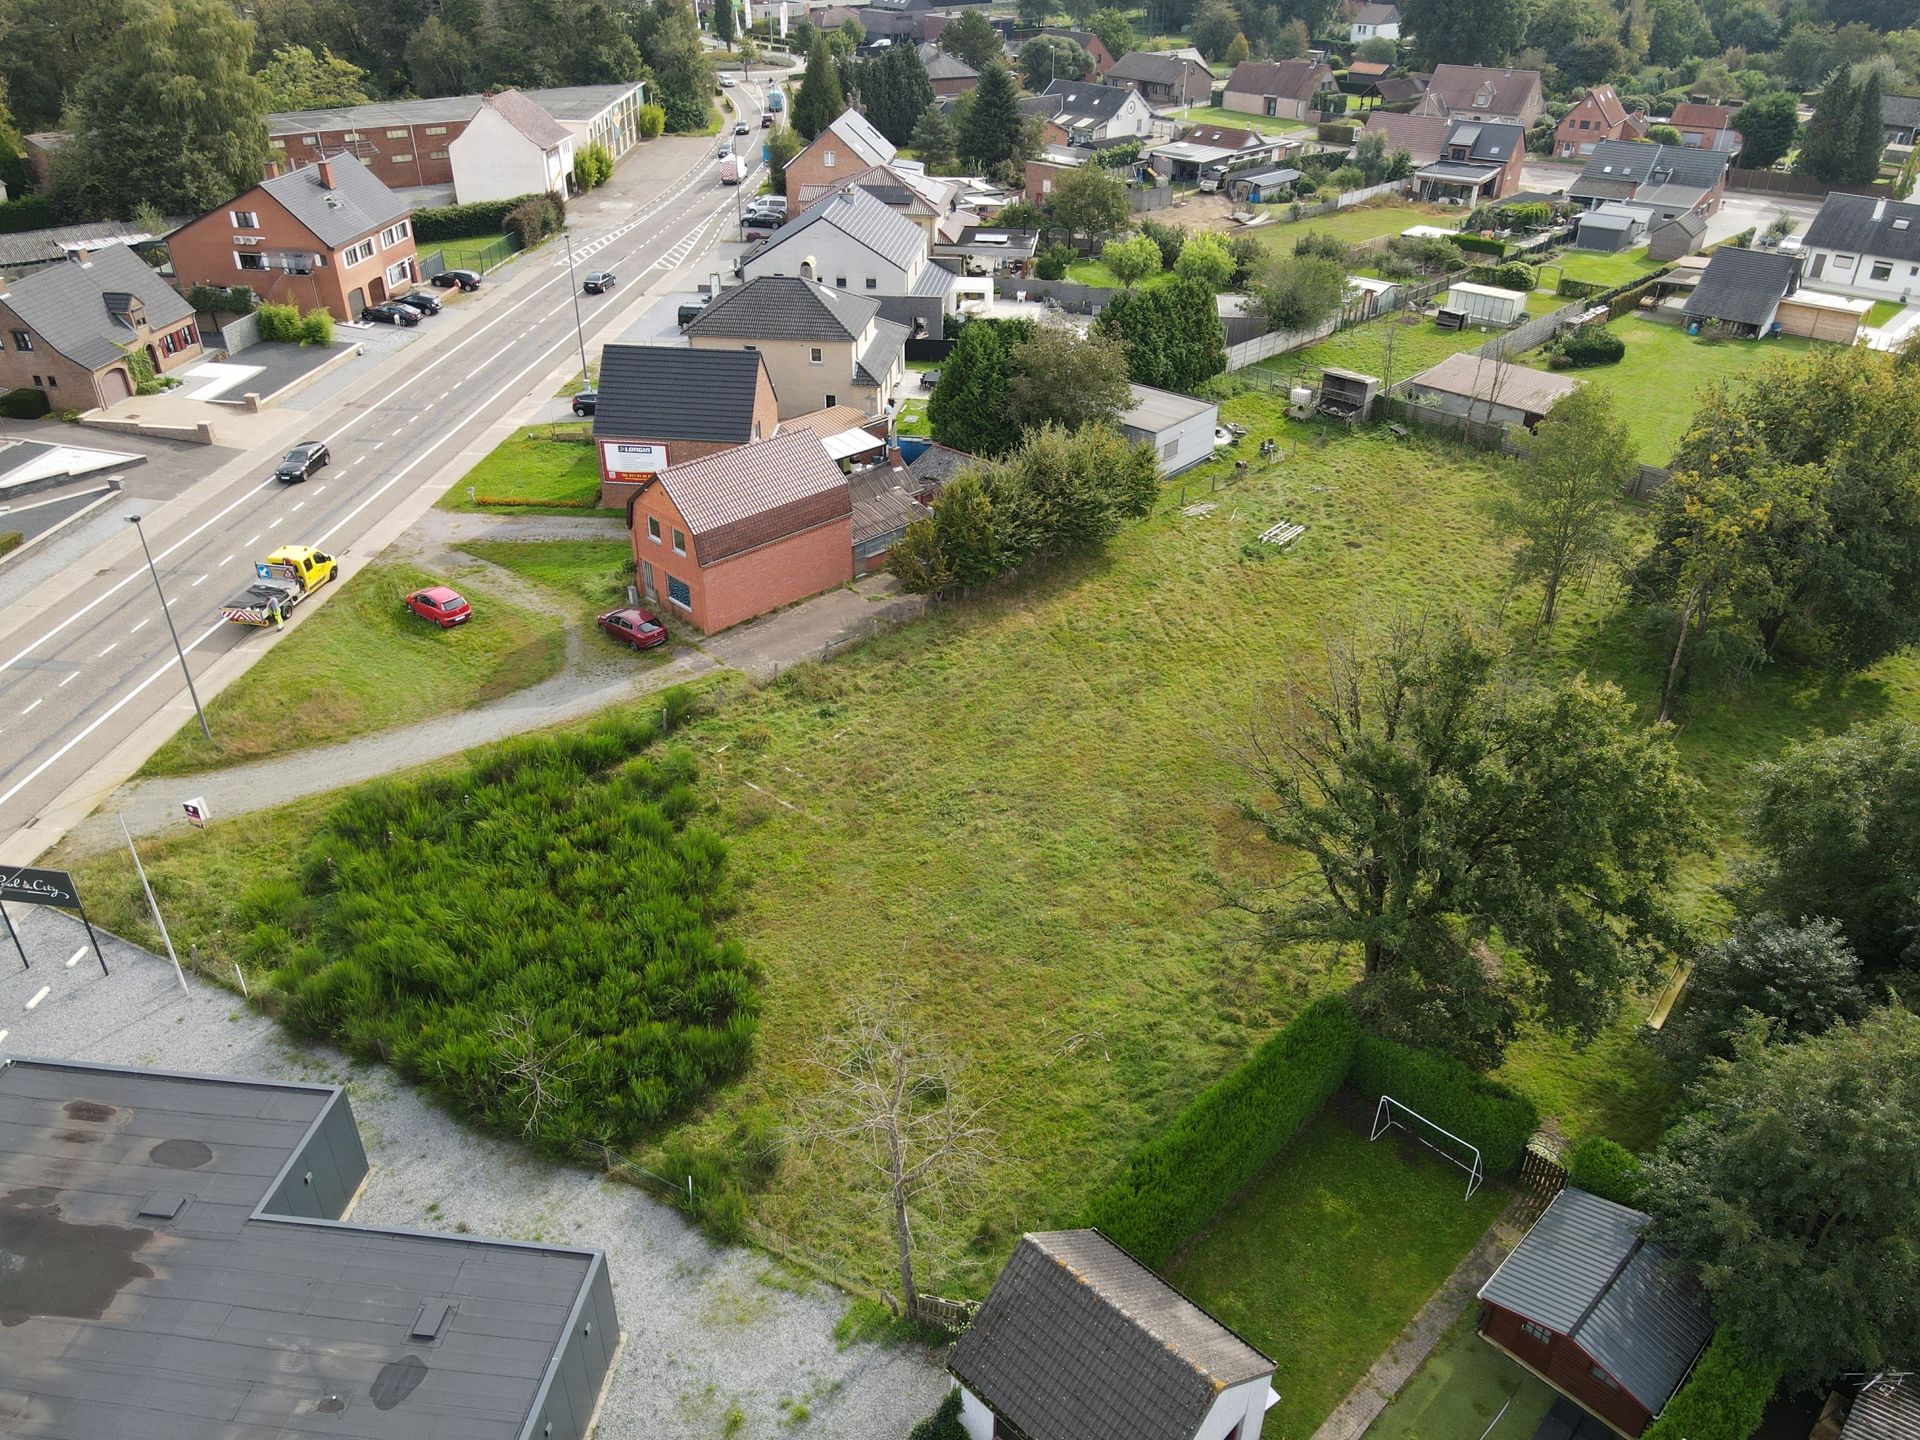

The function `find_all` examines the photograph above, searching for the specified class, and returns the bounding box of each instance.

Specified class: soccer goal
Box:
[1369,1094,1485,1200]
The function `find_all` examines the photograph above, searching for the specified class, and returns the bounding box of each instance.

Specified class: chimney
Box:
[266,159,282,179]
[710,271,723,297]
[1874,197,1888,222]
[317,158,336,190]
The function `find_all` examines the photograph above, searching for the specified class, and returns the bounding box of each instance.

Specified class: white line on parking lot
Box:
[0,1031,9,1047]
[65,947,84,969]
[130,618,150,635]
[25,987,49,1011]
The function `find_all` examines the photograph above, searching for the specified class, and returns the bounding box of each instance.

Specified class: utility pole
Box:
[562,228,590,386]
[127,515,210,741]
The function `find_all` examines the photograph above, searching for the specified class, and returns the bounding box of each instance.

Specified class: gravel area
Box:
[0,902,947,1439]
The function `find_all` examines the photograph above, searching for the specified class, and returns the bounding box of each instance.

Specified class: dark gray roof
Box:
[268,83,640,137]
[1570,175,1639,202]
[1844,1379,1920,1440]
[1039,78,1141,121]
[1655,210,1708,238]
[1479,1189,1711,1416]
[850,466,930,546]
[0,243,195,371]
[1684,247,1797,327]
[0,1056,609,1440]
[1577,139,1729,192]
[258,152,408,249]
[855,316,909,387]
[594,345,768,443]
[687,276,880,341]
[754,187,928,275]
[1106,51,1209,86]
[1445,119,1523,164]
[950,1230,1273,1440]
[1803,191,1920,263]
[0,220,181,271]
[922,51,978,81]
[1883,94,1920,132]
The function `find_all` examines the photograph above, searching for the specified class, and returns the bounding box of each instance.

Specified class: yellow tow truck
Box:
[220,545,338,627]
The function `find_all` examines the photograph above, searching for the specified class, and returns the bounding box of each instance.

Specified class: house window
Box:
[835,276,847,288]
[647,516,662,542]
[672,527,687,555]
[824,148,837,167]
[236,252,266,270]
[342,239,375,265]
[1871,260,1893,281]
[1591,1366,1621,1392]
[230,210,259,228]
[342,131,360,142]
[825,392,836,407]
[866,277,878,289]
[390,152,413,163]
[1835,254,1857,271]
[304,135,318,144]
[29,374,39,386]
[666,574,692,610]
[430,149,448,159]
[45,375,56,388]
[810,346,823,363]
[270,138,285,149]
[1520,1320,1553,1345]
[387,128,407,138]
[425,125,448,135]
[386,259,413,286]
[10,330,31,351]
[641,559,655,596]
[381,220,411,246]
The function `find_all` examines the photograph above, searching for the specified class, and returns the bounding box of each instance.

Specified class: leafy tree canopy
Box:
[940,9,1005,69]
[1400,0,1528,66]
[1092,276,1227,392]
[1663,916,1869,1074]
[257,43,370,109]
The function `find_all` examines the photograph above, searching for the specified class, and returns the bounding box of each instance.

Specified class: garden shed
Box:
[1775,288,1873,343]
[1400,352,1578,428]
[1118,382,1219,476]
[1443,281,1529,325]
[1573,203,1648,252]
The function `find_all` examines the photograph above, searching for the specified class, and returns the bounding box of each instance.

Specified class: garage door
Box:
[1777,301,1859,344]
[99,368,133,405]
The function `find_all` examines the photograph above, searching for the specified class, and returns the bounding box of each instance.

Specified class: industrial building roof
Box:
[258,152,408,249]
[0,243,195,372]
[595,345,769,444]
[267,83,642,136]
[655,431,851,563]
[1479,1188,1712,1417]
[0,1057,608,1440]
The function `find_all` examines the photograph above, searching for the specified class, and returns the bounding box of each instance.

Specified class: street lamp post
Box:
[127,515,211,742]
[562,228,591,387]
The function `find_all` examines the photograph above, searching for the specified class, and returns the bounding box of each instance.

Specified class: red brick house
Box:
[167,154,417,322]
[1478,1188,1713,1438]
[1667,101,1742,152]
[1552,85,1647,159]
[782,108,896,203]
[0,243,201,409]
[626,431,853,633]
[592,345,778,509]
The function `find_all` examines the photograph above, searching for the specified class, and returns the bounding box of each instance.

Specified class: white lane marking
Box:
[372,441,385,451]
[190,575,208,587]
[245,534,260,547]
[20,698,42,715]
[291,501,305,512]
[0,617,223,811]
[130,618,151,635]
[0,1031,9,1046]
[218,554,234,567]
[57,673,78,687]
[65,947,84,969]
[312,484,327,495]
[25,987,49,1011]
[392,425,407,435]
[421,403,434,413]
[96,643,117,658]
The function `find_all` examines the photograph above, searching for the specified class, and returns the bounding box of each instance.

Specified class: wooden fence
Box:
[1514,1142,1570,1224]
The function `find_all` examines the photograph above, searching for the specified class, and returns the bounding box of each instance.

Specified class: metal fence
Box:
[419,233,520,277]
[1465,302,1584,360]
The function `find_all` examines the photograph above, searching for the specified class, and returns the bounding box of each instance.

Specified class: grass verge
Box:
[436,422,614,514]
[426,231,517,273]
[455,538,639,625]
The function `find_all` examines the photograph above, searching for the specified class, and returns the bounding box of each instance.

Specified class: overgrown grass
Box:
[1171,104,1310,134]
[1250,310,1491,387]
[455,538,639,626]
[437,423,611,514]
[139,560,565,777]
[1165,1108,1510,1440]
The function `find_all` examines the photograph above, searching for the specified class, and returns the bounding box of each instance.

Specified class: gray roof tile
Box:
[1802,191,1920,263]
[687,276,880,340]
[753,188,929,276]
[1683,247,1797,327]
[1576,138,1729,192]
[259,152,408,250]
[0,243,195,372]
[480,89,573,148]
[594,345,769,444]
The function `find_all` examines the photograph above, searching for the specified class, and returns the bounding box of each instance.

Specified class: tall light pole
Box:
[562,227,591,386]
[128,514,211,742]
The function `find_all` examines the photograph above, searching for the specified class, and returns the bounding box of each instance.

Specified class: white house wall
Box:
[744,229,913,296]
[448,105,574,204]
[1802,248,1920,302]
[1123,402,1219,475]
[956,1375,1272,1440]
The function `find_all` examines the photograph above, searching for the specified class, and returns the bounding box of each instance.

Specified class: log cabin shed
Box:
[1477,1187,1713,1438]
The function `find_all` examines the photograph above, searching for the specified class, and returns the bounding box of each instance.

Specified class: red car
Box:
[598,606,668,650]
[403,586,472,627]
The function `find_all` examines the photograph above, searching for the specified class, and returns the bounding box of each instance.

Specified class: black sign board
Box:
[0,866,80,909]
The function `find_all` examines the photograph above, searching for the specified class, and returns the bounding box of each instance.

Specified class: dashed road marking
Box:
[130,618,151,635]
[96,643,116,658]
[25,987,49,1011]
[20,698,42,715]
[218,554,234,567]
[190,575,207,587]
[57,673,78,687]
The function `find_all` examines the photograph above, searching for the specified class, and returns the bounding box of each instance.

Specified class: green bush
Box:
[1546,322,1626,369]
[1082,996,1360,1266]
[1490,260,1536,291]
[1641,1332,1780,1440]
[908,1391,968,1440]
[187,284,256,317]
[413,195,541,242]
[1349,1033,1538,1175]
[1725,226,1756,250]
[1453,232,1506,257]
[504,191,566,250]
[299,310,334,346]
[1566,1135,1644,1206]
[1035,243,1073,280]
[0,196,57,234]
[0,530,23,558]
[637,103,667,139]
[1293,229,1351,262]
[255,302,303,343]
[254,707,759,1156]
[1317,121,1357,143]
[0,387,51,420]
[1556,276,1606,299]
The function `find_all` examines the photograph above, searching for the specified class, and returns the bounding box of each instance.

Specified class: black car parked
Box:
[392,290,442,315]
[361,302,419,326]
[583,271,616,294]
[430,268,482,291]
[571,388,597,417]
[274,440,331,483]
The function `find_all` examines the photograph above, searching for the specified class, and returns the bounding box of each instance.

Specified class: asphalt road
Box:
[0,81,777,859]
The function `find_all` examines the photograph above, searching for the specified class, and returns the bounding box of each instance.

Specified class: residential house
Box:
[625,431,853,633]
[1024,152,1086,205]
[167,153,418,322]
[591,345,778,507]
[1566,139,1729,218]
[1349,1,1402,41]
[1477,1188,1713,1438]
[446,90,574,205]
[1118,384,1220,476]
[1414,64,1545,125]
[1881,93,1920,147]
[1148,123,1291,182]
[1362,110,1450,167]
[781,107,897,203]
[1401,352,1577,428]
[920,48,980,98]
[686,275,908,420]
[796,161,957,240]
[1667,101,1742,152]
[1552,85,1647,159]
[1223,59,1336,121]
[0,244,201,409]
[741,186,951,334]
[1798,191,1920,302]
[1106,50,1214,108]
[1573,202,1647,252]
[948,1230,1278,1440]
[266,82,645,200]
[1020,80,1157,144]
[1415,118,1526,202]
[1645,209,1706,261]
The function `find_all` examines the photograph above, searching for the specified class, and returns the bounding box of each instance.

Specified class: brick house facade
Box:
[0,243,201,410]
[1552,85,1647,158]
[782,108,896,203]
[592,346,779,510]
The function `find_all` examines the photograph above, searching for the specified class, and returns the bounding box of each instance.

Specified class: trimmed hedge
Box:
[1453,232,1506,257]
[1082,996,1360,1267]
[1490,260,1536,291]
[1642,1331,1780,1440]
[0,387,52,420]
[908,1391,968,1440]
[414,194,543,243]
[1566,1135,1643,1206]
[1349,1033,1538,1176]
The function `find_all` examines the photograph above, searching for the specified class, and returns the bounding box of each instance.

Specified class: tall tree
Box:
[1086,8,1135,57]
[631,0,715,132]
[1018,0,1054,25]
[1795,67,1855,180]
[1642,1007,1920,1387]
[255,43,371,109]
[1847,66,1885,186]
[1046,164,1130,244]
[1093,277,1227,391]
[50,0,268,220]
[1492,384,1633,628]
[0,84,30,199]
[1008,325,1132,431]
[911,105,958,172]
[792,33,844,139]
[940,9,1006,68]
[1661,916,1869,1074]
[928,317,1034,457]
[1400,0,1528,65]
[1020,34,1093,87]
[764,120,804,192]
[1235,619,1700,1063]
[1647,0,1713,63]
[712,0,736,45]
[1732,91,1799,169]
[862,42,933,145]
[959,61,1025,173]
[1191,0,1242,58]
[407,16,479,97]
[0,0,130,131]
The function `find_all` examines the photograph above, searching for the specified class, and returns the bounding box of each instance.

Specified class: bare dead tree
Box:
[792,1001,996,1319]
[488,1009,583,1139]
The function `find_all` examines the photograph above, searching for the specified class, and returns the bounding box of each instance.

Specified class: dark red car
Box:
[403,585,472,627]
[598,606,668,650]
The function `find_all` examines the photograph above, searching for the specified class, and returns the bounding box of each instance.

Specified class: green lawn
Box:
[455,538,641,626]
[426,231,519,274]
[1520,316,1814,465]
[1171,104,1310,135]
[436,423,613,514]
[1866,298,1905,327]
[138,560,565,777]
[895,397,930,438]
[1063,259,1178,290]
[1251,311,1491,388]
[1365,1306,1557,1440]
[1262,201,1460,251]
[1167,1110,1510,1440]
[1538,247,1663,289]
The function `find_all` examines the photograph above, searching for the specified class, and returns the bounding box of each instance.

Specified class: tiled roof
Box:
[1352,2,1401,21]
[257,152,407,249]
[818,107,897,169]
[1883,94,1920,131]
[593,345,768,445]
[1803,190,1920,263]
[1370,75,1428,104]
[1407,352,1578,414]
[922,51,978,81]
[904,440,973,490]
[481,89,572,148]
[1684,247,1797,328]
[1107,51,1208,86]
[686,276,880,341]
[1179,124,1264,150]
[1576,138,1730,191]
[1038,79,1139,120]
[1224,58,1330,102]
[776,404,871,439]
[0,243,195,372]
[755,187,928,276]
[1363,111,1450,164]
[1420,64,1543,118]
[1669,101,1733,130]
[854,317,909,388]
[1445,118,1523,163]
[657,431,851,563]
[1573,85,1630,129]
[950,1231,1273,1440]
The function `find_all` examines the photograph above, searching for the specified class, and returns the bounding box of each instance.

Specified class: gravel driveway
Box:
[0,903,947,1439]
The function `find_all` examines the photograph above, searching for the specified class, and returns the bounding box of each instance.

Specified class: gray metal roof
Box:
[950,1230,1273,1440]
[0,243,195,372]
[1803,191,1920,263]
[855,316,909,387]
[268,84,640,137]
[0,220,181,271]
[479,89,572,148]
[0,1057,607,1440]
[1844,1379,1920,1440]
[1479,1188,1711,1416]
[594,345,768,444]
[687,276,880,340]
[1120,382,1215,433]
[1684,247,1797,328]
[850,466,930,546]
[753,187,928,276]
[815,107,896,169]
[258,152,408,249]
[523,82,645,122]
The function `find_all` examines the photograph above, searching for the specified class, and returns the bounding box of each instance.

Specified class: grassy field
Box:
[1172,104,1310,134]
[1250,310,1491,387]
[1366,1306,1557,1440]
[435,423,612,514]
[1520,316,1814,465]
[139,560,565,777]
[1064,259,1179,290]
[1866,298,1905,327]
[1166,1110,1510,1440]
[1262,200,1459,250]
[1540,247,1663,289]
[426,231,518,273]
[455,538,640,626]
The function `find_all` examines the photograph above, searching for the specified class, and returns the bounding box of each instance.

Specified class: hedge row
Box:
[0,530,23,559]
[413,194,545,242]
[0,387,51,420]
[1453,232,1506,257]
[0,196,57,234]
[1566,1135,1643,1206]
[1350,1033,1539,1175]
[1081,996,1360,1267]
[1642,1331,1780,1440]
